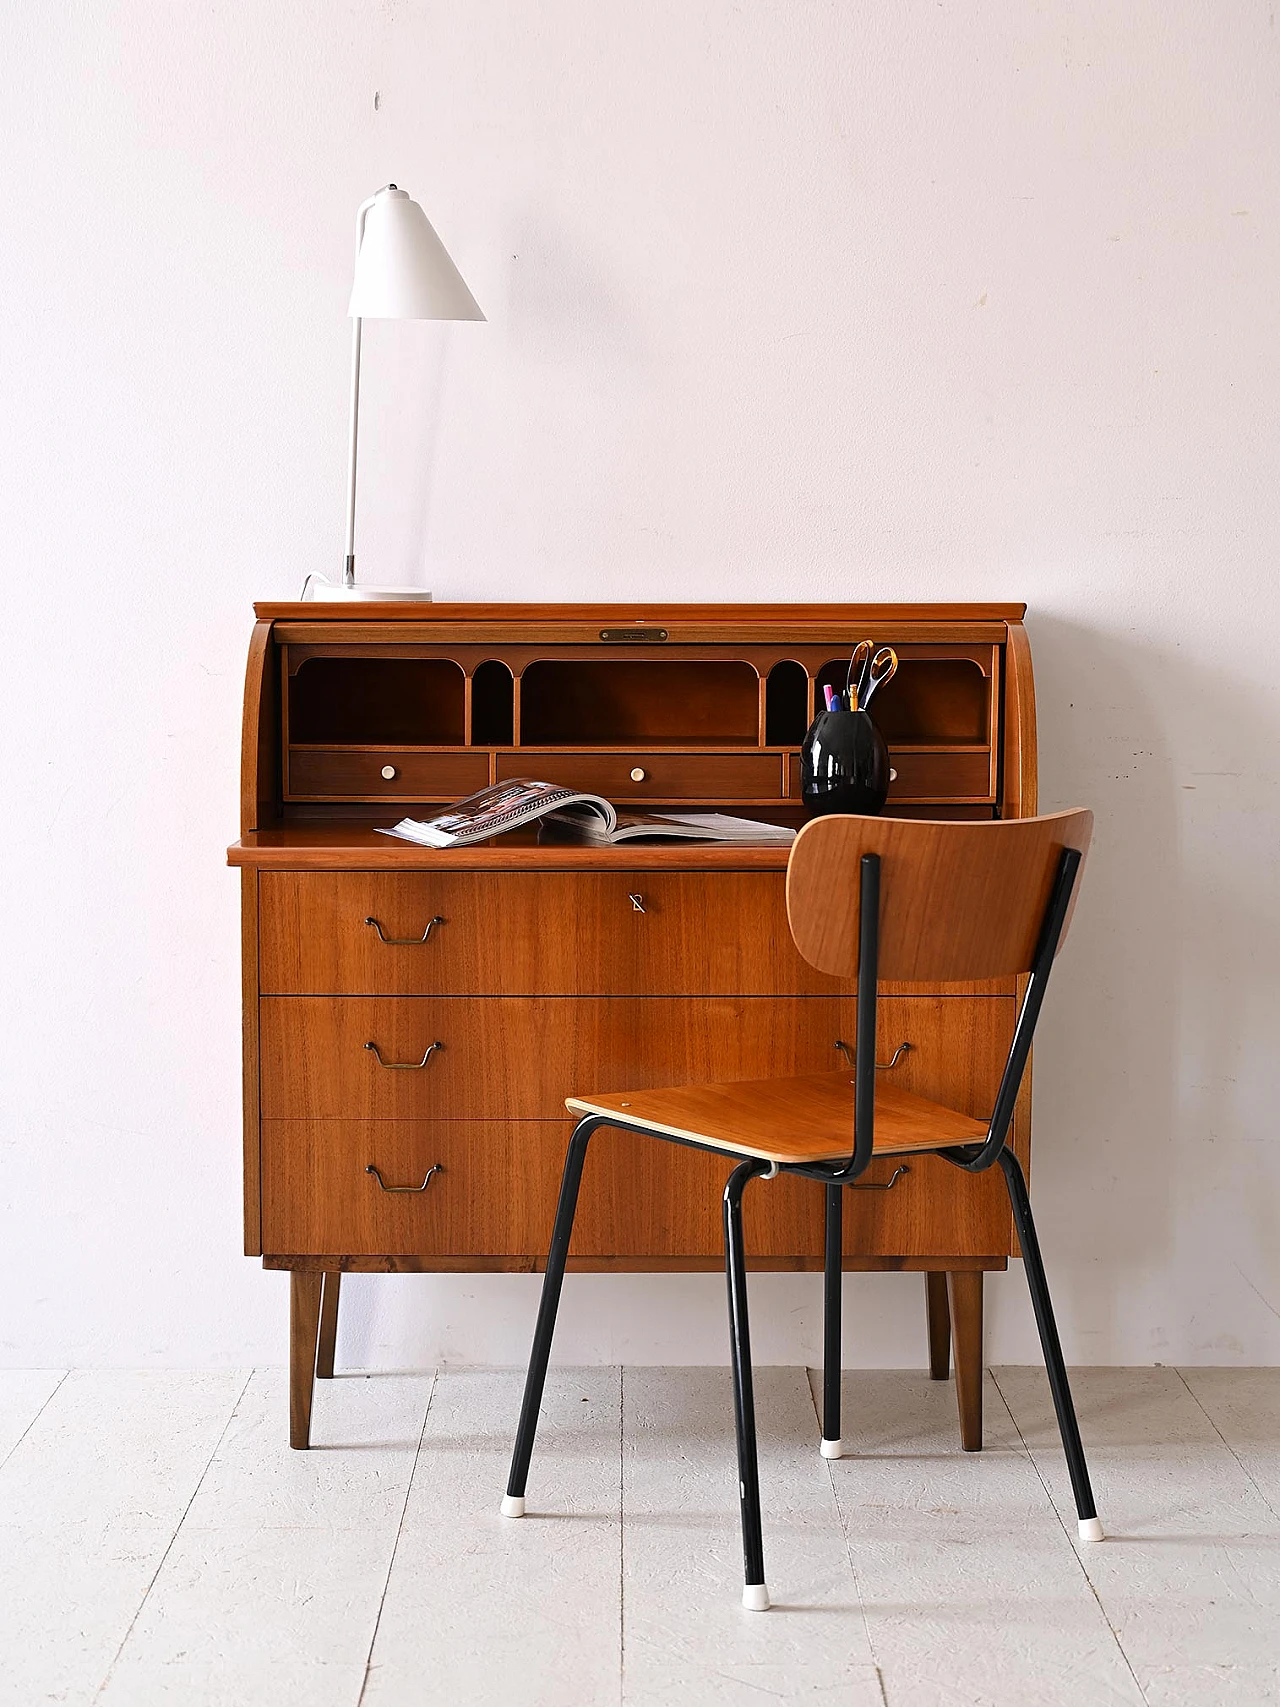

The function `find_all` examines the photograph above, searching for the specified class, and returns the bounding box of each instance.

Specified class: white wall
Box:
[2,1,1278,1371]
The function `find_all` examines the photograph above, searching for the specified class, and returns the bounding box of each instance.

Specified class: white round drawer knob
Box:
[888,768,897,782]
[381,764,398,781]
[630,767,647,782]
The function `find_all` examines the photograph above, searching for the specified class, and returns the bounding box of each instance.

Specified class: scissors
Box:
[847,641,898,710]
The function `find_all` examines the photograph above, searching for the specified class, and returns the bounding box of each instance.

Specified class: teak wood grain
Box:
[235,600,1041,1450]
[256,598,1027,629]
[265,1252,1006,1274]
[948,1269,985,1450]
[288,1272,323,1449]
[258,871,854,997]
[230,824,800,870]
[566,1071,988,1165]
[493,749,785,802]
[314,1271,340,1380]
[786,810,1093,984]
[287,748,489,802]
[258,992,1012,1126]
[241,872,261,1256]
[259,995,849,1121]
[926,1272,951,1378]
[260,1119,821,1258]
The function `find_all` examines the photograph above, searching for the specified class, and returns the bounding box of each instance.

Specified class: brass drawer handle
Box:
[849,1164,910,1192]
[365,1039,443,1070]
[365,1162,443,1193]
[364,914,445,944]
[834,1039,913,1070]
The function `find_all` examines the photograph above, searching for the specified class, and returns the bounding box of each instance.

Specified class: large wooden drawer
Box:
[260,1119,821,1258]
[839,1151,1010,1257]
[258,994,1015,1258]
[495,750,783,802]
[258,871,847,996]
[260,995,848,1120]
[258,992,1012,1123]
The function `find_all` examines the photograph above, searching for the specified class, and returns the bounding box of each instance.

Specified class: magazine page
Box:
[636,812,795,842]
[542,810,795,844]
[379,779,616,848]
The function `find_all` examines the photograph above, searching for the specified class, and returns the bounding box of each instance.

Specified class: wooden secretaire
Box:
[229,602,1037,1447]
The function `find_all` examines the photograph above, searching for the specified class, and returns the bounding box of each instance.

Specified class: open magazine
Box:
[378,779,796,849]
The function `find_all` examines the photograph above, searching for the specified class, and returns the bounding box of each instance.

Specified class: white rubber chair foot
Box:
[819,1437,845,1459]
[1078,1516,1104,1542]
[500,1494,526,1519]
[741,1583,770,1612]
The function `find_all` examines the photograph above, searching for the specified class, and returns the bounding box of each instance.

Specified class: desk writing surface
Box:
[228,823,799,870]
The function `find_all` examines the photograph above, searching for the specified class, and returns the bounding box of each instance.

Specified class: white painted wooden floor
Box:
[1,1365,1277,1706]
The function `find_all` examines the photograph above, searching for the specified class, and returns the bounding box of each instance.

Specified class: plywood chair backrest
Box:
[785,810,1093,984]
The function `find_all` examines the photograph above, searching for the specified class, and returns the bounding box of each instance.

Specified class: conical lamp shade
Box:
[348,186,484,321]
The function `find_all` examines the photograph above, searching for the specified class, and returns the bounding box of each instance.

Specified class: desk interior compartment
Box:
[288,653,466,746]
[518,659,761,747]
[815,652,992,744]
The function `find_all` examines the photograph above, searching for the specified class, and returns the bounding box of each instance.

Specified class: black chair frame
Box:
[503,846,1098,1605]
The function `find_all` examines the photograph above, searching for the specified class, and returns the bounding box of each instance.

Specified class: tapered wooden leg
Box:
[925,1271,951,1380]
[290,1271,324,1449]
[947,1270,983,1451]
[315,1271,341,1379]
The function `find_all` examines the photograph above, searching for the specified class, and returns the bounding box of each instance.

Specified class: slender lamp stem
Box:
[344,193,379,588]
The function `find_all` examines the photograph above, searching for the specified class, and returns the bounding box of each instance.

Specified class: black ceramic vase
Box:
[800,707,890,817]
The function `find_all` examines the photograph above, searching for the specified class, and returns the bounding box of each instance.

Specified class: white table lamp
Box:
[303,184,484,601]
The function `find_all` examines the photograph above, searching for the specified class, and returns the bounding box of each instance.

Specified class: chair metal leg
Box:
[502,1117,598,1518]
[821,1184,844,1458]
[999,1149,1103,1541]
[724,1157,772,1610]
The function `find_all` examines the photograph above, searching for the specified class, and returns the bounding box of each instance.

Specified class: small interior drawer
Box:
[887,749,994,803]
[286,748,489,801]
[494,750,783,802]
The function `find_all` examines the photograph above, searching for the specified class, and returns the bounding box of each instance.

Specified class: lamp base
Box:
[301,574,433,603]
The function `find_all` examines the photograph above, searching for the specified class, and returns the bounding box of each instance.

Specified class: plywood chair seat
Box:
[566,1071,987,1167]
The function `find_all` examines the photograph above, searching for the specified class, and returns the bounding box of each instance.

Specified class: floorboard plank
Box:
[0,1366,1276,1706]
[362,1367,623,1707]
[0,1370,247,1707]
[1178,1367,1280,1519]
[822,1369,1143,1707]
[994,1365,1280,1685]
[622,1366,881,1707]
[0,1369,65,1466]
[97,1368,434,1707]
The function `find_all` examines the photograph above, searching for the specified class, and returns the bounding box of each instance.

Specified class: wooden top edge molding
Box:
[254,599,1028,623]
[228,825,795,871]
